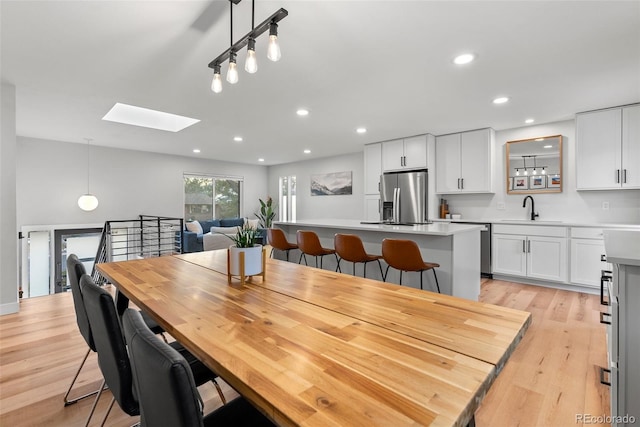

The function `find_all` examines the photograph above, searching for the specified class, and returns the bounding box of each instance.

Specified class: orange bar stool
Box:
[334,233,384,278]
[381,238,441,293]
[267,228,298,261]
[296,230,338,269]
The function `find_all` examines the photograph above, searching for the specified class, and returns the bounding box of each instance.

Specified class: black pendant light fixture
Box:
[209,0,288,93]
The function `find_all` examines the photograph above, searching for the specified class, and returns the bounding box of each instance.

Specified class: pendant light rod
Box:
[85,138,92,193]
[208,7,288,69]
[251,0,255,29]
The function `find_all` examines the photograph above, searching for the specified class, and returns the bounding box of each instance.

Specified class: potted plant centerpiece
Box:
[224,224,265,285]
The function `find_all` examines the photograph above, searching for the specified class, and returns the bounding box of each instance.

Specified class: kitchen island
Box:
[274,219,483,300]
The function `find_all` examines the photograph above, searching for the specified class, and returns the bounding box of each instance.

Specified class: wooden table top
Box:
[177,250,531,369]
[98,252,530,427]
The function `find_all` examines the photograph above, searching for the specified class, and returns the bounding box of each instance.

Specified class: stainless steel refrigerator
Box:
[380,169,429,224]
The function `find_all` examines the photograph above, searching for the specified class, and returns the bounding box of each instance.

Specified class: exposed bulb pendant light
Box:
[532,156,538,175]
[245,38,258,73]
[227,52,239,84]
[78,138,99,211]
[515,169,520,176]
[211,64,223,93]
[522,156,528,176]
[207,0,288,94]
[542,167,547,175]
[267,22,281,61]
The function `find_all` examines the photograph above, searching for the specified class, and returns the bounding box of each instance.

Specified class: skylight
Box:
[102,103,200,132]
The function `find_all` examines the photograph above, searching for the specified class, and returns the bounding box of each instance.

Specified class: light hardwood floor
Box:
[0,279,609,426]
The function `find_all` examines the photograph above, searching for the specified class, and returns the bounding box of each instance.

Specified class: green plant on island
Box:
[255,196,276,228]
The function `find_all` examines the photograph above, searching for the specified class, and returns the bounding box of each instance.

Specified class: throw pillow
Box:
[186,221,203,234]
[245,219,260,230]
[210,226,240,235]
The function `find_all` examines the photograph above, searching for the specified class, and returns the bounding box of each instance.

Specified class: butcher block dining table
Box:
[97,249,531,427]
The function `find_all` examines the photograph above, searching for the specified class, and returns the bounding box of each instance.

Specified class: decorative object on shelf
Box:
[208,0,288,93]
[255,196,276,228]
[223,226,265,285]
[310,171,353,196]
[77,138,99,211]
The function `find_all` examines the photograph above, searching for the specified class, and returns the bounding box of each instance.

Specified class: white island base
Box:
[273,219,482,301]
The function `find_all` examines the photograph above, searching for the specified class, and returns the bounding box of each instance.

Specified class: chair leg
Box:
[212,378,227,405]
[377,260,384,280]
[432,269,441,293]
[335,258,341,273]
[383,265,390,282]
[99,395,116,427]
[269,248,274,259]
[64,347,100,406]
[358,262,361,277]
[399,270,403,285]
[299,253,307,265]
[419,271,424,290]
[84,379,106,427]
[335,254,341,272]
[285,249,289,262]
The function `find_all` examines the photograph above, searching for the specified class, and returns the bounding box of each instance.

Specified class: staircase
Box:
[92,215,184,284]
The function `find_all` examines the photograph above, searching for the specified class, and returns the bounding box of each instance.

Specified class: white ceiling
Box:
[2,1,639,166]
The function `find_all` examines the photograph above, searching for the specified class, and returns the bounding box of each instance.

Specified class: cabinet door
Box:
[492,234,527,277]
[435,133,462,193]
[570,238,610,288]
[364,195,380,222]
[460,129,493,193]
[403,135,427,170]
[527,236,568,282]
[382,139,405,171]
[576,108,622,190]
[364,143,382,194]
[622,104,640,188]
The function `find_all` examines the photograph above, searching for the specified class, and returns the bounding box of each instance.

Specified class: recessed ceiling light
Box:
[258,158,265,162]
[492,97,509,104]
[544,145,553,148]
[356,127,367,134]
[453,53,475,65]
[233,136,243,142]
[193,149,201,153]
[102,103,199,132]
[525,118,535,124]
[296,109,309,116]
[303,149,311,154]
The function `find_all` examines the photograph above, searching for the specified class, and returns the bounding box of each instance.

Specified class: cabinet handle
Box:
[457,178,461,189]
[599,311,611,325]
[461,178,464,190]
[522,240,526,253]
[599,367,611,387]
[600,270,612,306]
[623,169,627,184]
[616,169,620,183]
[601,254,607,262]
[527,240,531,253]
[378,199,381,213]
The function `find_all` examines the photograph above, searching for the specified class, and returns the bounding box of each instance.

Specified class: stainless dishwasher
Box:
[458,222,492,278]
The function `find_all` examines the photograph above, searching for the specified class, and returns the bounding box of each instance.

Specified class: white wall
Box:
[17,137,269,226]
[267,152,364,220]
[443,120,640,224]
[1,83,19,314]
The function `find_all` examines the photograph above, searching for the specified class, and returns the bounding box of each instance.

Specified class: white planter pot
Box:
[228,244,263,276]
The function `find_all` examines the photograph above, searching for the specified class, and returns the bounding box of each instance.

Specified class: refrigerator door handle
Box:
[394,187,400,223]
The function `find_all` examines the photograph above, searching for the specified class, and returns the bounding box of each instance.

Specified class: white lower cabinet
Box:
[570,227,612,288]
[492,224,568,283]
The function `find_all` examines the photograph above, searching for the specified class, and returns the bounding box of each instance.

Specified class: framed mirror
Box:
[506,135,562,194]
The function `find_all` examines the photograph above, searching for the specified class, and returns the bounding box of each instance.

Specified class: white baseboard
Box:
[0,301,19,315]
[492,274,599,295]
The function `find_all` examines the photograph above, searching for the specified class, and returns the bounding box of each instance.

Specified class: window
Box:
[279,175,296,222]
[184,174,243,221]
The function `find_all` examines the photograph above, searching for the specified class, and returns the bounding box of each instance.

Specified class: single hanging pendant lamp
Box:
[78,138,99,211]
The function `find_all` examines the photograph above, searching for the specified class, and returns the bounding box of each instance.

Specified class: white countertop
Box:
[432,218,640,229]
[604,230,640,266]
[274,219,483,236]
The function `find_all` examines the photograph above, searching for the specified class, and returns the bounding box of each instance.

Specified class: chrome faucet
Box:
[522,195,539,221]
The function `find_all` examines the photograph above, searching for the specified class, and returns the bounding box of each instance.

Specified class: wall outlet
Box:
[497,202,506,210]
[602,201,610,210]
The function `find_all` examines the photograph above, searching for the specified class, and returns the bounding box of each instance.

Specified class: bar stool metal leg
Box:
[433,269,441,293]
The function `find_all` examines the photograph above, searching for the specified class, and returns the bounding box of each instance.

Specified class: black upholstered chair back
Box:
[80,275,139,417]
[66,254,95,351]
[122,309,203,427]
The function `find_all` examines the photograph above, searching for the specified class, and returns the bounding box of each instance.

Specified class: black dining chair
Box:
[80,274,222,426]
[122,308,277,427]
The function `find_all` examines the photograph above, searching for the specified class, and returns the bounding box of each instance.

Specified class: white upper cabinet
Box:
[435,128,494,194]
[364,143,382,195]
[576,104,640,190]
[382,135,427,172]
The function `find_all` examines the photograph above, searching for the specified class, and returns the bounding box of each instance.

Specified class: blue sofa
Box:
[182,218,266,253]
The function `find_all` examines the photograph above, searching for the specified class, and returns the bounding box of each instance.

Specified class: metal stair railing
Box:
[92,215,184,285]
